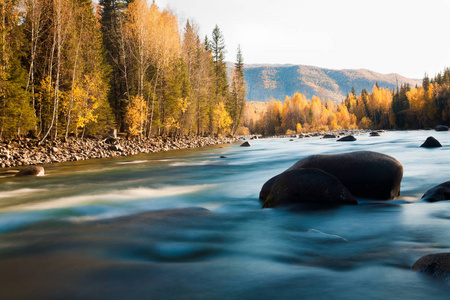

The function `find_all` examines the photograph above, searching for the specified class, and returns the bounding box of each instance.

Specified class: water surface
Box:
[0,131,449,299]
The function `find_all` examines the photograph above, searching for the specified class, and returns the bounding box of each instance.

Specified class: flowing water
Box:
[0,131,449,299]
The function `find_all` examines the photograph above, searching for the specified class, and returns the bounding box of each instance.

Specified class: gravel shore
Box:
[0,136,238,168]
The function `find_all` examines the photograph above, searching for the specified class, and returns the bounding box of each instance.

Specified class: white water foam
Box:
[169,160,213,167]
[0,188,47,199]
[4,185,215,212]
[117,160,149,165]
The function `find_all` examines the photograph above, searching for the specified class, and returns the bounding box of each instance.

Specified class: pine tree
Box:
[229,45,246,135]
[99,0,131,131]
[0,0,36,139]
[210,25,229,134]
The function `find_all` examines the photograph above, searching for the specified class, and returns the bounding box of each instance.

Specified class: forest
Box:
[242,71,450,135]
[2,0,450,141]
[0,0,246,141]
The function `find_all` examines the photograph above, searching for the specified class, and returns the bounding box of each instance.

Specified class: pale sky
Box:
[156,0,450,79]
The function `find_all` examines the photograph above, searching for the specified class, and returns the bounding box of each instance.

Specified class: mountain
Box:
[238,64,421,103]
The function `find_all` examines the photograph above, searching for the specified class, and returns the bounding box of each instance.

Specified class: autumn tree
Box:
[181,19,213,136]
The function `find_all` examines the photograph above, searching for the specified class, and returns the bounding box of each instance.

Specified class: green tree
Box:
[209,25,229,133]
[0,0,36,139]
[229,45,246,135]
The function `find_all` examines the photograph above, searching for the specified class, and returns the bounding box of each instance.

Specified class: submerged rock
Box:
[412,253,450,280]
[262,169,357,208]
[15,166,45,177]
[421,181,450,202]
[420,136,442,148]
[337,135,356,142]
[240,141,251,147]
[435,125,449,131]
[260,151,403,201]
[323,134,339,139]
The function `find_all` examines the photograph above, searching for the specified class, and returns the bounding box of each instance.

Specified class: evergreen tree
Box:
[99,0,130,131]
[210,25,229,134]
[0,0,36,139]
[229,44,246,135]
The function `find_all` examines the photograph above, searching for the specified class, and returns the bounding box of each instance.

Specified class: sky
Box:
[155,0,450,79]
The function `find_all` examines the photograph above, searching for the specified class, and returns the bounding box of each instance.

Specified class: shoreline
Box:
[0,136,238,169]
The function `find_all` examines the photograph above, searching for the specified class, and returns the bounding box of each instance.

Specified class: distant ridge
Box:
[237,63,421,103]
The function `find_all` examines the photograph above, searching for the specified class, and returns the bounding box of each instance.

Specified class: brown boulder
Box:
[15,166,45,177]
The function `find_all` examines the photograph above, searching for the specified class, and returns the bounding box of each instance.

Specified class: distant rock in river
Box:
[337,135,356,142]
[420,136,442,148]
[240,141,251,147]
[435,125,449,131]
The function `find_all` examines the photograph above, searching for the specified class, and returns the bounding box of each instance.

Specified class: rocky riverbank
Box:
[0,136,238,168]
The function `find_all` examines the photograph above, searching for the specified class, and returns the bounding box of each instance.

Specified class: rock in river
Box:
[260,151,403,201]
[240,141,251,147]
[337,135,357,142]
[262,169,357,208]
[15,166,45,177]
[435,125,449,131]
[420,136,442,148]
[412,253,450,280]
[421,181,450,202]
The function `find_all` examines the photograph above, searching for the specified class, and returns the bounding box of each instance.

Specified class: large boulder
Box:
[421,181,450,202]
[260,151,403,201]
[15,166,45,177]
[420,136,442,148]
[435,125,449,131]
[337,135,357,142]
[262,169,357,208]
[412,253,450,280]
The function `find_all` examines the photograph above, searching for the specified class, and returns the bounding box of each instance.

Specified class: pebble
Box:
[0,136,237,168]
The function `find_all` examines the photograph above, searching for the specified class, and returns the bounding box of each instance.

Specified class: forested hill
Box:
[240,64,421,102]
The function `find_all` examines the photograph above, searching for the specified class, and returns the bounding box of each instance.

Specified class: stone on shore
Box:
[412,253,450,280]
[337,135,357,142]
[262,169,357,208]
[15,166,45,177]
[421,181,450,202]
[260,151,403,201]
[420,136,442,148]
[435,125,449,131]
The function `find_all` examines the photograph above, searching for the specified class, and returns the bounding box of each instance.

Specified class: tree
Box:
[209,24,229,133]
[229,45,246,135]
[0,0,35,138]
[99,0,131,130]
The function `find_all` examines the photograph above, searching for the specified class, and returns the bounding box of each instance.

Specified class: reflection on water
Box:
[0,131,449,299]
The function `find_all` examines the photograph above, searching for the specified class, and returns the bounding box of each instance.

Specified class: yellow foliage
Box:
[213,101,232,135]
[125,95,146,136]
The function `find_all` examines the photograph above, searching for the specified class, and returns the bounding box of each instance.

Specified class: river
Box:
[0,130,449,299]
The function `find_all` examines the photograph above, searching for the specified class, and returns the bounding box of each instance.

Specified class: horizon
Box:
[157,0,450,80]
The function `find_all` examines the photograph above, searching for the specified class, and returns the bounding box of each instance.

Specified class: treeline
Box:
[0,0,245,141]
[243,94,358,135]
[243,70,450,135]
